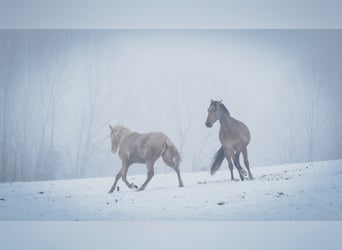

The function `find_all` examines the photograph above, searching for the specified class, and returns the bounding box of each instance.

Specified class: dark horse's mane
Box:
[212,101,230,116]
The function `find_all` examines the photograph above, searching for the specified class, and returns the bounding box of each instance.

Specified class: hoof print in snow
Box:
[217,201,225,205]
[38,191,44,194]
[276,192,285,197]
[115,199,119,203]
[198,181,207,184]
[0,198,5,201]
[106,202,110,205]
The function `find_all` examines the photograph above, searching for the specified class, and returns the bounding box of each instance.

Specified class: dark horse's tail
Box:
[210,146,225,175]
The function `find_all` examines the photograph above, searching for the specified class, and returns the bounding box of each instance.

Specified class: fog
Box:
[0,30,341,182]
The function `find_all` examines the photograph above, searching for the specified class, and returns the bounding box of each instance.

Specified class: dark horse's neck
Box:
[218,104,231,126]
[219,113,232,127]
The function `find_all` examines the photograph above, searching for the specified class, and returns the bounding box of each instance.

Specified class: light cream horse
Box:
[108,125,184,192]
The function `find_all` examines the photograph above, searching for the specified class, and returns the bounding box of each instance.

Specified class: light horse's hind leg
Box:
[162,147,184,187]
[173,165,184,187]
[242,147,254,180]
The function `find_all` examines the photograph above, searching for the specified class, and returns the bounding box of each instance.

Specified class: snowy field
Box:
[0,159,341,220]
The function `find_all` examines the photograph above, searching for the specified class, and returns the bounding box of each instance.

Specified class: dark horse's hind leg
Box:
[224,149,236,181]
[233,152,245,181]
[242,147,254,180]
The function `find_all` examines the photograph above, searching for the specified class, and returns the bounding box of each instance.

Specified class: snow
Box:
[0,159,341,220]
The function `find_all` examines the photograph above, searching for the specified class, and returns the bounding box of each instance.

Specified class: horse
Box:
[108,125,184,192]
[205,99,254,181]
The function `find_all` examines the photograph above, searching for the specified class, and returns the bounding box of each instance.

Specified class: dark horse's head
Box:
[205,99,230,127]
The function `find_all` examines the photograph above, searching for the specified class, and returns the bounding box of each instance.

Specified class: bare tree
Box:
[32,31,71,180]
[0,32,20,181]
[298,60,331,162]
[73,39,115,177]
[191,132,212,172]
[169,82,194,172]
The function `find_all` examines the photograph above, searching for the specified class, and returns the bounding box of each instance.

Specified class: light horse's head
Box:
[109,125,126,153]
[205,99,230,128]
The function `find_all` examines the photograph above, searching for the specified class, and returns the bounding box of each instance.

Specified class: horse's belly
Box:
[130,155,146,164]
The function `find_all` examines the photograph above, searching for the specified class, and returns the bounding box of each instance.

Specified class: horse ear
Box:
[210,99,214,104]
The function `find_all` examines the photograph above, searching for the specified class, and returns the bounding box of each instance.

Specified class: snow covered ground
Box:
[0,159,341,220]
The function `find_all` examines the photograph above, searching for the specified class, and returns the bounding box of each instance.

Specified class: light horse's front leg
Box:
[121,162,138,190]
[109,170,122,193]
[137,160,155,191]
[109,160,137,193]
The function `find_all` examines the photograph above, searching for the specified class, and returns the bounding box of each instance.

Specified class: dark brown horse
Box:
[205,100,254,181]
[108,125,184,192]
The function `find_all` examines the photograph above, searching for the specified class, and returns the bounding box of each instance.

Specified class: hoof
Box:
[240,169,247,176]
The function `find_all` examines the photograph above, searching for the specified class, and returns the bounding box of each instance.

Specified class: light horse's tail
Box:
[210,146,225,175]
[162,139,181,169]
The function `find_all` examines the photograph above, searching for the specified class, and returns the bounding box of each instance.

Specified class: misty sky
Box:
[1,29,342,180]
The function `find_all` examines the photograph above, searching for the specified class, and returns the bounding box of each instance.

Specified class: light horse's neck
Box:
[115,126,133,147]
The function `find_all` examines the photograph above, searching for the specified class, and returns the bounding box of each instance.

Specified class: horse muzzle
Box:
[205,121,213,128]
